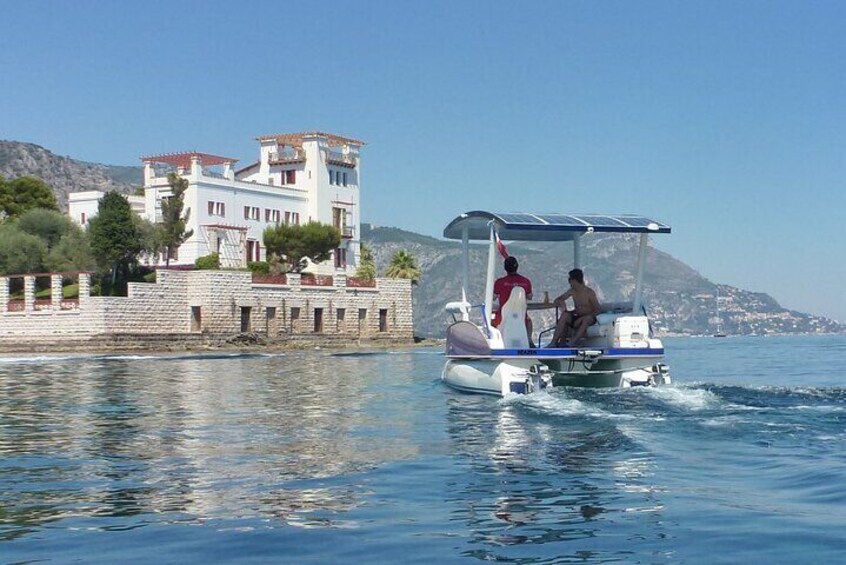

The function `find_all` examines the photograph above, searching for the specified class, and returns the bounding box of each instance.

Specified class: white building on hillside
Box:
[69,191,145,227]
[69,131,364,274]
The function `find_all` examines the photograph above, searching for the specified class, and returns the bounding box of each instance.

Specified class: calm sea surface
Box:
[1,335,845,563]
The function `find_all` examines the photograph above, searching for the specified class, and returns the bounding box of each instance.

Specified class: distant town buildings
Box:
[69,132,363,274]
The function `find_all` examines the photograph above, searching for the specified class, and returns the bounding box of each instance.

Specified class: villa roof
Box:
[257,131,366,147]
[141,151,238,168]
[234,161,260,175]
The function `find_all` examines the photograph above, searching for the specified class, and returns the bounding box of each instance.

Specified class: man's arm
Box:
[553,289,572,307]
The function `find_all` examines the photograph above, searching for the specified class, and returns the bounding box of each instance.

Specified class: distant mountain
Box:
[362,224,844,338]
[0,140,142,209]
[2,139,841,338]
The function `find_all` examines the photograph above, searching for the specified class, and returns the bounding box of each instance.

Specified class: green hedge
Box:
[247,261,270,274]
[195,253,220,270]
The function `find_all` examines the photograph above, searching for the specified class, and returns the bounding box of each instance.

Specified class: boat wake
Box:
[501,390,611,419]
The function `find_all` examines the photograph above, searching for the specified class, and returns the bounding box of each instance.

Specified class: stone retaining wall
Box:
[0,270,413,349]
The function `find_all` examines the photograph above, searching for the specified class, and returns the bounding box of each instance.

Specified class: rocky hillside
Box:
[362,224,843,338]
[0,140,142,209]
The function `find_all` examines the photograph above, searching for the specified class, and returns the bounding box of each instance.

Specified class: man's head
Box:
[504,256,518,274]
[568,268,584,285]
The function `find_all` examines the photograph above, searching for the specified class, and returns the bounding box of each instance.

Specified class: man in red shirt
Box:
[492,256,533,342]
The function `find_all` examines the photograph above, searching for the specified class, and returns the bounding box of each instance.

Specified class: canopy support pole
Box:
[632,233,648,314]
[573,233,582,269]
[483,225,497,335]
[461,226,470,321]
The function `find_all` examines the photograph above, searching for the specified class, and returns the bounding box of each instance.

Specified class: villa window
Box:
[286,170,296,184]
[290,306,300,332]
[284,211,291,224]
[334,248,347,269]
[247,240,261,262]
[265,208,281,223]
[343,172,348,186]
[208,201,225,217]
[81,212,86,224]
[379,309,388,332]
[191,306,202,332]
[241,307,252,333]
[244,206,260,221]
[337,308,346,327]
[332,207,345,230]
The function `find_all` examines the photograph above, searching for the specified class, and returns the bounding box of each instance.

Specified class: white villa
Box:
[0,131,413,348]
[69,131,364,274]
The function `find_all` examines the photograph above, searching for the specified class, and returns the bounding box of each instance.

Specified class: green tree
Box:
[355,242,376,280]
[45,229,95,272]
[159,173,193,266]
[263,221,341,272]
[385,249,421,284]
[0,176,59,218]
[0,224,47,274]
[17,208,78,248]
[134,215,166,263]
[87,191,142,291]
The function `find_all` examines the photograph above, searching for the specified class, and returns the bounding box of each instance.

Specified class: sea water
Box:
[0,335,844,563]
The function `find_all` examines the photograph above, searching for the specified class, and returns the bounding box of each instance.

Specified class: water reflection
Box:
[443,389,670,561]
[0,352,419,538]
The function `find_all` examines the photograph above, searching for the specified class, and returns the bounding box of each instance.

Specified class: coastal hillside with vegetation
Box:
[0,140,140,209]
[362,224,843,338]
[1,139,842,337]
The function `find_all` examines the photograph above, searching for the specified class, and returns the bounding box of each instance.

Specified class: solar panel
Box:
[534,214,585,227]
[443,211,670,240]
[572,215,628,227]
[496,213,545,225]
[614,216,661,228]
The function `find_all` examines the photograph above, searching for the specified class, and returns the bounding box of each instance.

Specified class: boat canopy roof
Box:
[443,211,671,242]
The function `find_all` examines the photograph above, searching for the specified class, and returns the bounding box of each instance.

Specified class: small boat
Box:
[441,211,672,396]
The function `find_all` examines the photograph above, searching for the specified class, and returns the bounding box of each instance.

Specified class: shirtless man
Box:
[549,268,601,347]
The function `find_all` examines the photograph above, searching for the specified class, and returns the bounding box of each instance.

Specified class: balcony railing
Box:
[336,225,354,239]
[326,150,356,168]
[269,148,306,165]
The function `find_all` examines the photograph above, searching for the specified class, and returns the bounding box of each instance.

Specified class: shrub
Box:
[195,253,220,270]
[247,261,270,275]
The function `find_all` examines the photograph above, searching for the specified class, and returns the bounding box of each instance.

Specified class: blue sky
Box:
[1,1,844,322]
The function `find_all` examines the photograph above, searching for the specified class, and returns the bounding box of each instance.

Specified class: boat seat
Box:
[499,286,529,349]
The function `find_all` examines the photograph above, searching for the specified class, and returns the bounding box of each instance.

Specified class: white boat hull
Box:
[442,355,670,396]
[441,359,553,396]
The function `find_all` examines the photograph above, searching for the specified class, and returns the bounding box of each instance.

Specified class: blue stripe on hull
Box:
[447,347,663,359]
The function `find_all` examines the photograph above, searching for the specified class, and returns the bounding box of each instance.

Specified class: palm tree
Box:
[356,243,376,280]
[386,249,421,284]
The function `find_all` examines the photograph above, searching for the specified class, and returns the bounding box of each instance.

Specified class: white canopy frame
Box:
[445,211,670,328]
